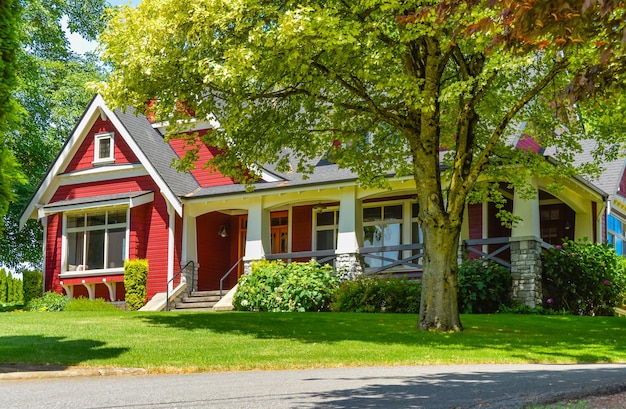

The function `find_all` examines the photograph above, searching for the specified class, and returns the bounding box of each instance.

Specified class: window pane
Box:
[98,137,111,159]
[87,213,106,226]
[67,231,84,269]
[316,230,335,250]
[412,222,423,244]
[384,205,402,220]
[412,203,419,218]
[67,214,84,228]
[317,211,335,226]
[86,230,105,270]
[107,228,126,268]
[363,207,381,222]
[108,210,126,224]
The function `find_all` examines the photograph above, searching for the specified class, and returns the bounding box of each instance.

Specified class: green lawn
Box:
[1,311,625,373]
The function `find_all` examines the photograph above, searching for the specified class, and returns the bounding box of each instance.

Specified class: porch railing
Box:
[464,237,512,269]
[359,243,424,278]
[165,260,195,311]
[219,257,244,298]
[265,249,337,264]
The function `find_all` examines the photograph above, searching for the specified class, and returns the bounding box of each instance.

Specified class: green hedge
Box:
[457,259,512,314]
[22,270,43,304]
[233,260,339,312]
[331,275,421,313]
[542,240,626,316]
[0,268,24,304]
[124,259,148,311]
[27,291,69,311]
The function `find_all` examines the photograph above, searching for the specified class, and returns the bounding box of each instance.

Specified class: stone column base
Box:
[335,253,364,281]
[510,236,543,308]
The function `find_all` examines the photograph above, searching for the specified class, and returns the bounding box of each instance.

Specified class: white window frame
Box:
[313,207,340,251]
[61,207,129,277]
[93,132,114,164]
[361,200,422,271]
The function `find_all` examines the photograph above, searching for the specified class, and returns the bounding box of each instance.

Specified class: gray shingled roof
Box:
[113,108,200,197]
[45,190,153,209]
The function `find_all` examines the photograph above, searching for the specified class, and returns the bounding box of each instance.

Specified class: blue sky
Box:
[68,0,141,54]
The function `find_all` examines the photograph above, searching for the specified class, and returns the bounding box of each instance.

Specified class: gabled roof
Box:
[113,107,199,197]
[20,95,199,226]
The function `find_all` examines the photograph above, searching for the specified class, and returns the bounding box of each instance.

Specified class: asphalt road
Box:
[2,364,626,408]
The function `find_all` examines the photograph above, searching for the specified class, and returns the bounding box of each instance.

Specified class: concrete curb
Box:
[0,367,147,381]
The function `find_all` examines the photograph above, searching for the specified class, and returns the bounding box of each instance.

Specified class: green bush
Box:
[457,259,512,314]
[124,259,148,311]
[27,291,69,311]
[0,269,24,304]
[233,260,339,312]
[542,239,626,316]
[331,275,421,313]
[65,297,121,311]
[22,270,43,304]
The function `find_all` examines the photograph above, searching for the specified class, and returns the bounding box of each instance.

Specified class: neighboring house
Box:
[20,95,610,309]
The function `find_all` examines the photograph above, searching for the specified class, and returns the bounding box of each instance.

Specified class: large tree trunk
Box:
[418,220,463,331]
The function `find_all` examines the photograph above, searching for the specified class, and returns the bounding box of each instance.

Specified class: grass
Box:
[1,311,626,373]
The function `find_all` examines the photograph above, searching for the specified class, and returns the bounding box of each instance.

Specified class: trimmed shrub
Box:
[331,276,421,313]
[233,260,339,312]
[27,291,69,311]
[22,270,43,304]
[0,269,6,302]
[124,259,149,311]
[542,239,626,316]
[457,259,512,314]
[65,297,121,311]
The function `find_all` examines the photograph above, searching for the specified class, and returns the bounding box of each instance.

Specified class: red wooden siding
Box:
[45,214,63,293]
[64,117,140,172]
[46,175,171,301]
[467,204,483,240]
[50,176,155,203]
[516,133,542,153]
[143,193,170,299]
[292,205,313,261]
[167,131,235,188]
[467,203,483,260]
[195,212,233,291]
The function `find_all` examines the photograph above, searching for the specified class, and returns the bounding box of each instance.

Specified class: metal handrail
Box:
[165,260,195,311]
[219,257,244,298]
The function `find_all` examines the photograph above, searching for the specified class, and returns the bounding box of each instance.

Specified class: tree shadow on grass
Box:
[0,335,129,372]
[137,312,626,364]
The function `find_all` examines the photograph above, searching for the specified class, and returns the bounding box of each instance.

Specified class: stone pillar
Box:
[335,187,364,280]
[510,236,543,307]
[335,253,364,281]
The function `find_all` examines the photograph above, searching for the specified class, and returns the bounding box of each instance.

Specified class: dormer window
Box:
[94,132,114,163]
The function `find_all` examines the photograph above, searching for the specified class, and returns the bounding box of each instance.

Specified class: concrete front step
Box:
[190,291,222,297]
[182,295,220,303]
[174,301,217,309]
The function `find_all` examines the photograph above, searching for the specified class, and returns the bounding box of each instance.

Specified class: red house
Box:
[21,95,610,310]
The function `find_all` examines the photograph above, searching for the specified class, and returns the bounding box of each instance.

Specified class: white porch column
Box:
[243,197,270,272]
[574,204,592,241]
[336,186,363,280]
[181,211,198,267]
[102,279,117,302]
[511,182,541,238]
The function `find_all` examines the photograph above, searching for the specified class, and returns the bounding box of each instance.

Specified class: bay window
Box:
[65,208,127,273]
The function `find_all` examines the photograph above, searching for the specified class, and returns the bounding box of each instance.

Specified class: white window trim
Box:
[608,213,626,256]
[313,206,340,251]
[93,132,115,164]
[60,207,129,278]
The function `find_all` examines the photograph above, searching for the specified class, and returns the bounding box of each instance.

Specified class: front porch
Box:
[178,176,605,309]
